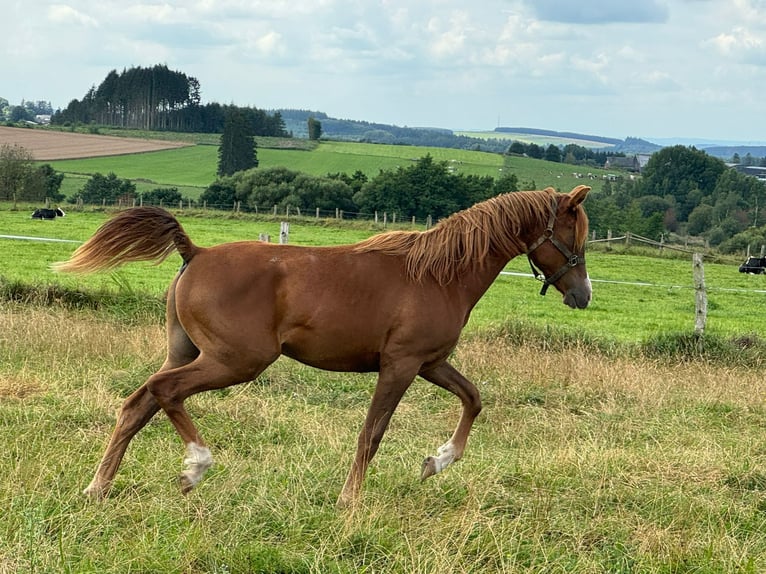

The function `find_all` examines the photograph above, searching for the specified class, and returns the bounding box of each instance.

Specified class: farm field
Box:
[456,129,615,149]
[2,206,766,571]
[6,127,608,201]
[0,206,763,343]
[44,141,510,193]
[4,131,766,570]
[0,125,190,160]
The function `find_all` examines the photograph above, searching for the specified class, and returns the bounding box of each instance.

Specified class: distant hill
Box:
[697,145,766,161]
[276,110,766,161]
[276,110,529,153]
[494,126,622,146]
[494,128,661,155]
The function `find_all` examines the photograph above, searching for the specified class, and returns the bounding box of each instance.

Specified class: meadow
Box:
[0,205,763,345]
[3,290,766,572]
[42,136,607,203]
[2,204,766,572]
[3,139,766,571]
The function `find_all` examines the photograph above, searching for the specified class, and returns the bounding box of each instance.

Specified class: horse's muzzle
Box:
[563,285,591,309]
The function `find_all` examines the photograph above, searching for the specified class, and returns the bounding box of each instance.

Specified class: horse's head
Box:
[526,185,591,309]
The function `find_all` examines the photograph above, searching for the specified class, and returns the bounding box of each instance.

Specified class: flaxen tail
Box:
[53,207,199,274]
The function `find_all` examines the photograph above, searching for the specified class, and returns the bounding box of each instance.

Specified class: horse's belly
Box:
[281,343,380,373]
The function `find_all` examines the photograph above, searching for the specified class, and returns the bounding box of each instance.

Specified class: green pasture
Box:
[46,141,506,192]
[4,206,766,572]
[43,136,607,204]
[0,206,762,344]
[3,293,766,572]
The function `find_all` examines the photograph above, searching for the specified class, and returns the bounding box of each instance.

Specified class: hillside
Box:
[276,109,766,162]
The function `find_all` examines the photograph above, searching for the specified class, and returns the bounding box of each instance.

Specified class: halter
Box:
[526,196,584,296]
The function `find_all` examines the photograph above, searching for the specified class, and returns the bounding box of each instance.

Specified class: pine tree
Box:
[218,108,258,176]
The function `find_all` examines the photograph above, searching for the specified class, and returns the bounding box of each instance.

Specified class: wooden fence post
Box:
[279,222,289,244]
[693,253,707,338]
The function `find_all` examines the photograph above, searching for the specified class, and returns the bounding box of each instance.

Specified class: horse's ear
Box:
[568,185,590,207]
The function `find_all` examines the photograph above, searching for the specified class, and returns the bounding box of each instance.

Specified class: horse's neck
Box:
[454,252,516,307]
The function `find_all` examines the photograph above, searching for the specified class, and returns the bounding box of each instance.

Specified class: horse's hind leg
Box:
[146,353,275,494]
[419,361,482,480]
[84,283,200,499]
[83,384,161,499]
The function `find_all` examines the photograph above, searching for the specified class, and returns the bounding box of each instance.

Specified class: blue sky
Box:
[3,0,765,143]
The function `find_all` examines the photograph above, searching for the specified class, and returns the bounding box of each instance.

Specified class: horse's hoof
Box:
[178,474,194,495]
[421,456,438,481]
[83,488,105,501]
[83,482,108,500]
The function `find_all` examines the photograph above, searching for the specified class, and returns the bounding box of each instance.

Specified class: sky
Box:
[3,0,766,144]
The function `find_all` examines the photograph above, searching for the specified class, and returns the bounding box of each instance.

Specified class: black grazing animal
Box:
[739,256,766,274]
[31,208,65,220]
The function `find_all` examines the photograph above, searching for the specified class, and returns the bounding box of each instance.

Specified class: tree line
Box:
[201,154,518,220]
[51,65,288,136]
[585,145,766,252]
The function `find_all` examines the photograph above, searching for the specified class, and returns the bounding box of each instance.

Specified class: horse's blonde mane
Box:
[355,188,586,284]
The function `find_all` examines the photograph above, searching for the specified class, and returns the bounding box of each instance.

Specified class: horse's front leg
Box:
[337,360,420,508]
[418,361,482,480]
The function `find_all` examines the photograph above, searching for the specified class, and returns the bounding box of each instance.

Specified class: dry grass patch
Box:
[3,307,766,572]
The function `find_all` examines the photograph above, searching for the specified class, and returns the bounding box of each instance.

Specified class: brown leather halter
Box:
[527,196,584,296]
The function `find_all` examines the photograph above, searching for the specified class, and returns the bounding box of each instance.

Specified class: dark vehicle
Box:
[739,256,766,274]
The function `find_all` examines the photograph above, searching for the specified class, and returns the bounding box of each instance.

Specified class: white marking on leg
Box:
[181,442,213,488]
[432,440,457,474]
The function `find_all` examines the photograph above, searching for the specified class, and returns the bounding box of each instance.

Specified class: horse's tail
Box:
[53,207,199,274]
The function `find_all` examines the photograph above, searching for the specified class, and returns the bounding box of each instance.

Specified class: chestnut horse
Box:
[56,185,591,506]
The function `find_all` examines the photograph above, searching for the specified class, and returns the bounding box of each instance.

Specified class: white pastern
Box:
[432,441,457,474]
[181,442,213,487]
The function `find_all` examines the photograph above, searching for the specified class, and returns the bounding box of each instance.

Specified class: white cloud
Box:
[48,4,99,27]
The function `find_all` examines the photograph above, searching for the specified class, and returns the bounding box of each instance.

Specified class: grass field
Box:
[0,205,763,344]
[37,134,609,202]
[3,206,766,572]
[5,130,766,571]
[3,303,766,572]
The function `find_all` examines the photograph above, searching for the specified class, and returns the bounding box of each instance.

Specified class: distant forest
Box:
[52,64,288,136]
